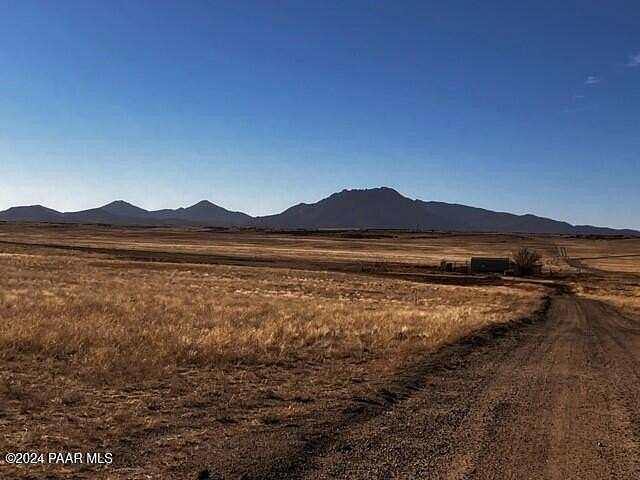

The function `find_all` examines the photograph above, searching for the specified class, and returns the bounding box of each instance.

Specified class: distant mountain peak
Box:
[8,204,60,212]
[251,187,638,234]
[25,204,51,210]
[324,187,406,203]
[99,200,149,218]
[0,204,64,222]
[191,200,215,208]
[338,186,401,195]
[105,200,136,207]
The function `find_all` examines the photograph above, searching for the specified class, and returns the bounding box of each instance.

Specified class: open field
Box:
[0,224,639,478]
[0,223,563,268]
[0,241,545,380]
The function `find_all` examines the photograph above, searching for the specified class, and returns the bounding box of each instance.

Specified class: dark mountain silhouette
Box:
[0,187,637,235]
[251,187,638,235]
[252,187,448,230]
[0,200,251,227]
[100,200,152,219]
[0,205,65,223]
[415,200,576,234]
[150,200,251,226]
[64,207,136,224]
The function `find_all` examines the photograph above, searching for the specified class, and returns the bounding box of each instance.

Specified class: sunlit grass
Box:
[0,250,544,383]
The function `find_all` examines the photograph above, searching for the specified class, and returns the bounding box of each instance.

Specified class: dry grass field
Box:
[0,223,562,268]
[0,243,544,381]
[0,224,638,478]
[553,237,640,314]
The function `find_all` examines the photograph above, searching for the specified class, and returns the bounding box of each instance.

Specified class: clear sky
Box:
[1,1,639,228]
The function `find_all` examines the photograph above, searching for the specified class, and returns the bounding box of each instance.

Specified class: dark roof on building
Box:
[470,257,511,262]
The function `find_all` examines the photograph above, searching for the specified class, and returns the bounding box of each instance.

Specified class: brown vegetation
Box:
[0,242,543,383]
[513,247,542,275]
[0,224,638,478]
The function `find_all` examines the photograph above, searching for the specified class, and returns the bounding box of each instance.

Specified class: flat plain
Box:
[0,224,638,479]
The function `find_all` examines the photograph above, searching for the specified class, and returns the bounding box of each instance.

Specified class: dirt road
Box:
[252,296,640,479]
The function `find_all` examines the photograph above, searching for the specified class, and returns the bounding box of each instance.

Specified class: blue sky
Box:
[1,1,639,228]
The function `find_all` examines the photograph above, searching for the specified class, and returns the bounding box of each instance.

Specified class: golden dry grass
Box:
[2,225,639,479]
[554,237,640,274]
[0,223,561,267]
[0,226,563,479]
[576,280,640,315]
[0,245,545,384]
[569,248,640,315]
[582,256,640,273]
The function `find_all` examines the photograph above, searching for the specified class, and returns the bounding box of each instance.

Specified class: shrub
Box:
[513,247,542,276]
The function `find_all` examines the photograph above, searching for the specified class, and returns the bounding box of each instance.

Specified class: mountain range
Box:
[0,187,637,235]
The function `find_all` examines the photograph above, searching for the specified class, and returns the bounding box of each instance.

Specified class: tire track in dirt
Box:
[232,299,551,480]
[249,296,640,479]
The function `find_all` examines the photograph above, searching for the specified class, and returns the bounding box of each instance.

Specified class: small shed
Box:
[470,257,513,274]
